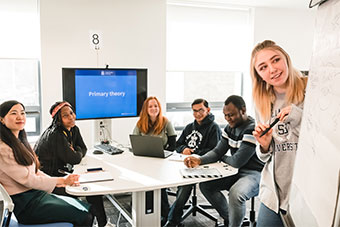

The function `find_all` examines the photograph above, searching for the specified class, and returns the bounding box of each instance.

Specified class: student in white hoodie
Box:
[250,40,308,227]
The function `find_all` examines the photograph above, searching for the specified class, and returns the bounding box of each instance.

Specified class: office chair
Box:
[180,187,256,227]
[0,184,73,227]
[241,197,256,227]
[180,184,219,226]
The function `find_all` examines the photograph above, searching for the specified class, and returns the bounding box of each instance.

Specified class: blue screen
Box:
[75,69,137,119]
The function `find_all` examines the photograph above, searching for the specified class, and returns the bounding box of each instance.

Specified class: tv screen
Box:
[62,68,147,120]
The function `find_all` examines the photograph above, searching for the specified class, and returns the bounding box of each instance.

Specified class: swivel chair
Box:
[0,184,73,227]
[241,197,256,227]
[179,184,219,226]
[178,186,257,227]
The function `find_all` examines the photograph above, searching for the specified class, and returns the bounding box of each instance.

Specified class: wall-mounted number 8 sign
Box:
[92,34,100,45]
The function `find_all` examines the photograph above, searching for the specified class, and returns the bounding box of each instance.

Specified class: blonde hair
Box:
[250,40,308,121]
[136,96,168,135]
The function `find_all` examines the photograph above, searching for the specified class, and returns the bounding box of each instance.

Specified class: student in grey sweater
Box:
[250,40,308,227]
[184,95,264,227]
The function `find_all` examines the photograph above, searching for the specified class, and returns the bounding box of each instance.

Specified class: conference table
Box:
[66,150,237,227]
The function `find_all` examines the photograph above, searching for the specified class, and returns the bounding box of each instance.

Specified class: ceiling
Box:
[2,0,315,12]
[172,0,313,10]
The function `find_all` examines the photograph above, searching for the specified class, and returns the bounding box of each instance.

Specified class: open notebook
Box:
[79,171,114,183]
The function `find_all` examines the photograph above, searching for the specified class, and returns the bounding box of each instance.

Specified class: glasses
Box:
[192,108,205,114]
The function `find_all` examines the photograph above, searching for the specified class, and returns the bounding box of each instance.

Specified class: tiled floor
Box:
[99,187,260,227]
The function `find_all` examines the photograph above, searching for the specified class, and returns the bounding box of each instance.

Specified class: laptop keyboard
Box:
[94,144,124,155]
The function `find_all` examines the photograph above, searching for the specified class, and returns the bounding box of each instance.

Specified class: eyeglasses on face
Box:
[192,108,205,114]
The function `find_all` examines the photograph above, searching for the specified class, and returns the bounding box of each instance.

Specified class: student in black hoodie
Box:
[166,98,222,226]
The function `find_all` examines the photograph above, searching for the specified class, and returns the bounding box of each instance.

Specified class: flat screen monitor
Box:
[62,68,147,120]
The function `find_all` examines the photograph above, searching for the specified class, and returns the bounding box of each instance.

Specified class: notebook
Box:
[129,134,173,158]
[79,171,114,183]
[180,167,223,178]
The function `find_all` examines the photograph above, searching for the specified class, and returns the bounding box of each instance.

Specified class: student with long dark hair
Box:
[0,100,93,226]
[34,101,109,227]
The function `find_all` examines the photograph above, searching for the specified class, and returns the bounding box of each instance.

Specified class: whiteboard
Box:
[290,0,340,226]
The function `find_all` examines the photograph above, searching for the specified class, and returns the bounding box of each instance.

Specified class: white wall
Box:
[253,7,317,70]
[40,0,166,147]
[39,1,316,147]
[243,6,316,114]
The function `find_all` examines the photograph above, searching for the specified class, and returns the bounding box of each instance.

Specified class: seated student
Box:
[132,96,177,226]
[34,101,109,227]
[184,95,264,227]
[0,100,93,226]
[165,98,222,227]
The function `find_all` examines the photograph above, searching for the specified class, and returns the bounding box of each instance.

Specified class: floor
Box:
[95,187,260,227]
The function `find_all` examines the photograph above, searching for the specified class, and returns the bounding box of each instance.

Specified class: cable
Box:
[103,127,112,144]
[116,211,122,227]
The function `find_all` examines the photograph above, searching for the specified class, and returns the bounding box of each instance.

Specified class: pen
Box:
[259,117,280,137]
[87,167,103,172]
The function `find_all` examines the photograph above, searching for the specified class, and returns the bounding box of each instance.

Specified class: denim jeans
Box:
[257,203,284,227]
[199,169,261,227]
[167,184,194,224]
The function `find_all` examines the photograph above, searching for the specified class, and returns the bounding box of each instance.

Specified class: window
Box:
[0,58,41,136]
[166,2,253,129]
[0,0,41,138]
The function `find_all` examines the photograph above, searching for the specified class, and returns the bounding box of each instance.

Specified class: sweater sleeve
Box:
[221,131,256,168]
[55,132,83,165]
[166,135,176,151]
[0,145,57,194]
[165,121,176,151]
[73,126,87,158]
[175,125,190,153]
[200,137,229,165]
[256,145,272,162]
[132,125,141,135]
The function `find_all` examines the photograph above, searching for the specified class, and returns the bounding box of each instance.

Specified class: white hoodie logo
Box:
[186,130,203,150]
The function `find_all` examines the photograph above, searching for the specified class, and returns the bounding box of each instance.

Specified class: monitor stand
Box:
[94,119,112,144]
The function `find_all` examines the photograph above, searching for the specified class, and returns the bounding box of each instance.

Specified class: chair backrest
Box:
[0,184,14,227]
[0,184,73,227]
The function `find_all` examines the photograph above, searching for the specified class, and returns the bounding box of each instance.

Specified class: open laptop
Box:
[129,134,173,158]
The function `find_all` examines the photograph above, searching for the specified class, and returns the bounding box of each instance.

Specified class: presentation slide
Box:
[75,69,137,119]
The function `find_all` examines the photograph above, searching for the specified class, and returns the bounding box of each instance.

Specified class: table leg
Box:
[132,189,161,227]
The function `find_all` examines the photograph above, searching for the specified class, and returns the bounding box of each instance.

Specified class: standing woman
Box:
[0,100,93,226]
[132,96,177,225]
[250,40,308,226]
[34,101,108,227]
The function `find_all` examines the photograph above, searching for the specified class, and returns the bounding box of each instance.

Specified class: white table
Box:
[66,151,237,227]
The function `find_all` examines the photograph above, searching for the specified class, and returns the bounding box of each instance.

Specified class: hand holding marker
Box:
[259,113,288,138]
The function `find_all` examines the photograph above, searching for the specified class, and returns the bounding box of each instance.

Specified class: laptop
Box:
[129,134,174,158]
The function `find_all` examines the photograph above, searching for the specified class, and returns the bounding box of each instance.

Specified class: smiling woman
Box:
[0,100,93,226]
[250,40,308,227]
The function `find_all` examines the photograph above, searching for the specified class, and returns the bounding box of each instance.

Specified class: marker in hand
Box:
[259,113,289,138]
[259,117,280,138]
